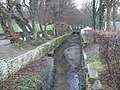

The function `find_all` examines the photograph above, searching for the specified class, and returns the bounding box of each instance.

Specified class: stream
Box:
[50,34,85,90]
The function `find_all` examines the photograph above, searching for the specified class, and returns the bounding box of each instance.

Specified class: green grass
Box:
[0,23,54,34]
[81,34,88,48]
[85,54,104,72]
[92,62,104,71]
[14,40,27,48]
[0,25,4,34]
[0,23,23,33]
[35,23,40,32]
[46,24,54,31]
[81,34,88,44]
[88,78,96,85]
[35,24,54,32]
[85,54,100,63]
[14,75,43,90]
[13,23,23,32]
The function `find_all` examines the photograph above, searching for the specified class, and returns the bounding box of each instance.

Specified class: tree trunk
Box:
[8,17,14,32]
[15,3,33,35]
[12,15,31,40]
[43,24,47,37]
[0,19,8,32]
[53,26,56,36]
[16,22,31,41]
[106,7,111,31]
[33,30,37,40]
[113,0,117,31]
[54,23,59,36]
[30,0,38,40]
[39,23,47,37]
[99,0,103,30]
[31,15,37,39]
[92,0,96,30]
[7,0,14,32]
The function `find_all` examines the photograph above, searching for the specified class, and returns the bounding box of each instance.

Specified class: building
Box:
[105,21,120,30]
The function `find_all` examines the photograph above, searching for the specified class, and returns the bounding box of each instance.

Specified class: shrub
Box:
[14,76,44,90]
[84,30,96,45]
[14,40,27,48]
[96,31,120,90]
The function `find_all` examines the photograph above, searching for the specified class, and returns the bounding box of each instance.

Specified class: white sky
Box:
[74,0,85,9]
[74,0,92,9]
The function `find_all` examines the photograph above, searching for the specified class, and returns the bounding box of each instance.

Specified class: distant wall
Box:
[0,33,70,81]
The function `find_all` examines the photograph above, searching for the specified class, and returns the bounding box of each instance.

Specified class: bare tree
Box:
[35,0,55,37]
[112,0,119,31]
[49,0,73,36]
[104,0,119,30]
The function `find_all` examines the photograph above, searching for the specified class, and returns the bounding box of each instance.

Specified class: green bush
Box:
[88,78,96,85]
[14,76,44,90]
[80,84,87,90]
[14,40,27,48]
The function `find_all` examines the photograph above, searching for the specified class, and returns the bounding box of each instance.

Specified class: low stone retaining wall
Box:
[0,33,70,81]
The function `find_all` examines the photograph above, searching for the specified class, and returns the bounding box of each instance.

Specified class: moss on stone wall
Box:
[42,34,70,55]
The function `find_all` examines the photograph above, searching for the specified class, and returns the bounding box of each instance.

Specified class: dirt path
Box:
[50,35,85,90]
[0,44,35,60]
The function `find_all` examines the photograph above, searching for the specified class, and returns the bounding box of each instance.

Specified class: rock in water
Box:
[83,50,87,60]
[87,63,98,78]
[48,48,55,56]
[92,80,102,90]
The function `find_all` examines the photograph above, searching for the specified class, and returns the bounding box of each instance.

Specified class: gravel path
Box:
[0,44,35,60]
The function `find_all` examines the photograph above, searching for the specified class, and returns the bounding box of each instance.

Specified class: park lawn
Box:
[13,23,23,32]
[35,24,54,32]
[0,24,54,34]
[46,24,54,31]
[0,23,22,33]
[0,25,4,34]
[35,24,40,32]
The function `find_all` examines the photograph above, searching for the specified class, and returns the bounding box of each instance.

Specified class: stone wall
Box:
[0,33,70,81]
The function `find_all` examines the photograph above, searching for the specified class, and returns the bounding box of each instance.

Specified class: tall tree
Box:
[92,0,96,30]
[29,0,38,39]
[104,0,119,30]
[98,0,105,30]
[112,0,119,31]
[80,1,93,27]
[50,0,73,36]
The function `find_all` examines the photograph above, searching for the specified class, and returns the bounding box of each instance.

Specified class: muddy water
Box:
[50,34,85,90]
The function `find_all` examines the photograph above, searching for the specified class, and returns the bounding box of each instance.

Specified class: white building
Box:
[81,26,92,34]
[105,21,120,30]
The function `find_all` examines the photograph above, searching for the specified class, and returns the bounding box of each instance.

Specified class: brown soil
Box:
[0,56,54,90]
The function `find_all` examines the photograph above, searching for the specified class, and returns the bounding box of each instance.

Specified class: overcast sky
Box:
[74,0,85,9]
[74,0,92,9]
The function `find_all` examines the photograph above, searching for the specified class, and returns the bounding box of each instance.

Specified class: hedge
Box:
[96,31,120,90]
